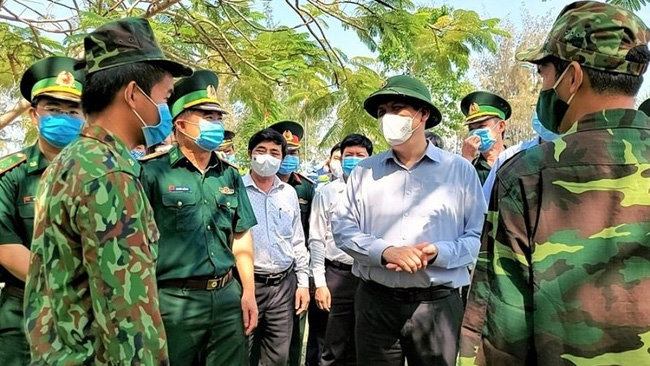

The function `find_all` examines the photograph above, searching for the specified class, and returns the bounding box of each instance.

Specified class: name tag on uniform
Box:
[219,187,235,195]
[168,185,191,193]
[23,196,36,203]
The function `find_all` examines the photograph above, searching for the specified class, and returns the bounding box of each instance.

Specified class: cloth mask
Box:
[251,154,281,177]
[131,85,173,148]
[470,124,498,153]
[342,157,363,176]
[38,114,83,148]
[531,111,562,142]
[279,155,299,175]
[179,119,225,151]
[330,160,343,178]
[536,65,578,134]
[379,110,422,146]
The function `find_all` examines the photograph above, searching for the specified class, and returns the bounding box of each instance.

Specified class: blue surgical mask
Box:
[342,157,363,176]
[38,114,84,148]
[531,111,561,142]
[279,155,299,175]
[132,85,173,148]
[470,125,497,152]
[180,119,225,151]
[227,154,239,165]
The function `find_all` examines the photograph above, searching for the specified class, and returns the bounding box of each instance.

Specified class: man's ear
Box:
[568,61,584,96]
[420,109,430,125]
[28,107,39,127]
[123,81,139,109]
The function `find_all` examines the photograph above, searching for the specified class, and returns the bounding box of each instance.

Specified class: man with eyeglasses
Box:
[0,56,84,365]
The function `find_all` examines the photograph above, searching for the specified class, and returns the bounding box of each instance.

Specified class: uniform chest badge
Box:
[168,185,191,193]
[219,187,235,195]
[23,196,36,204]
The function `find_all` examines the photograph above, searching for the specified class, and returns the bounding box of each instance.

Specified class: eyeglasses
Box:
[40,105,83,117]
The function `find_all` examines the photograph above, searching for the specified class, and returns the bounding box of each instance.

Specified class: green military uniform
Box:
[24,18,191,365]
[0,56,83,366]
[141,70,257,365]
[268,120,318,366]
[461,91,511,185]
[459,2,650,365]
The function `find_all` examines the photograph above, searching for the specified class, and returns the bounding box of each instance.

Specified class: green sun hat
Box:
[20,56,84,103]
[77,17,192,77]
[269,121,304,150]
[168,70,228,119]
[640,98,650,116]
[364,75,443,128]
[461,91,512,125]
[516,1,650,76]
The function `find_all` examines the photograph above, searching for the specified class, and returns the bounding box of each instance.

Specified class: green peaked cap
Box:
[640,98,650,116]
[460,91,512,125]
[364,75,442,128]
[77,17,192,77]
[516,1,650,76]
[269,121,304,149]
[168,70,227,118]
[20,56,84,103]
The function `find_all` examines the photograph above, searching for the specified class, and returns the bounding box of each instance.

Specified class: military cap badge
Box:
[55,71,76,89]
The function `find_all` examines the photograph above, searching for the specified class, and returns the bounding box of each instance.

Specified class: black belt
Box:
[364,280,455,302]
[158,269,233,291]
[325,259,353,271]
[3,286,24,300]
[255,264,293,286]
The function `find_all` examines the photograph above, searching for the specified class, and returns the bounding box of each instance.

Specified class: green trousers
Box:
[288,311,307,366]
[0,291,30,365]
[159,280,247,366]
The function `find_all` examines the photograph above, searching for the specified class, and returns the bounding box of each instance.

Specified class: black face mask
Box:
[535,65,579,134]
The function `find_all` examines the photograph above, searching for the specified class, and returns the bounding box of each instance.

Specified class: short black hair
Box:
[248,128,287,158]
[340,134,373,156]
[545,51,648,96]
[82,62,170,116]
[425,131,444,149]
[330,143,341,157]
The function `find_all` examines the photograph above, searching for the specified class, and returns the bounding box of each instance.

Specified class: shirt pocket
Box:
[162,193,199,232]
[272,203,295,238]
[215,194,238,231]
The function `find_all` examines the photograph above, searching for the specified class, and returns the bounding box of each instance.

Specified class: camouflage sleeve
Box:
[0,172,21,244]
[458,177,534,366]
[234,173,257,233]
[76,171,168,365]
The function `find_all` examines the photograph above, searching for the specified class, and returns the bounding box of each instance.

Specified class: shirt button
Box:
[226,202,231,207]
[404,212,409,217]
[204,199,208,204]
[207,225,212,230]
[177,201,182,207]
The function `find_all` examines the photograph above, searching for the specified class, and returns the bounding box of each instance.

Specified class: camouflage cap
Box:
[640,98,650,116]
[78,17,192,77]
[516,1,650,76]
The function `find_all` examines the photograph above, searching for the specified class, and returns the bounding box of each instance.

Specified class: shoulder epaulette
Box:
[296,172,315,185]
[215,151,240,170]
[138,149,170,162]
[0,151,27,176]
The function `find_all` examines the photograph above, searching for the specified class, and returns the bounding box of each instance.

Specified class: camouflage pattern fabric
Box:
[458,109,650,365]
[24,125,169,365]
[517,1,650,76]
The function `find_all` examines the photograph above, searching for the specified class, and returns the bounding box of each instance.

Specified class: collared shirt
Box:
[309,177,352,288]
[24,125,168,365]
[471,153,492,185]
[141,145,257,281]
[482,137,541,202]
[243,173,309,288]
[332,142,486,289]
[459,109,650,365]
[0,143,48,288]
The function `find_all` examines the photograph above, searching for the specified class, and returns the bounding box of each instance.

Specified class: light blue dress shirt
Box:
[331,142,487,289]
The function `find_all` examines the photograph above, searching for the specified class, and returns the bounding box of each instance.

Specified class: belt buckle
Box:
[207,278,220,290]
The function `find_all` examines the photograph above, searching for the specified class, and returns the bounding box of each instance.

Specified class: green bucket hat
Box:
[516,1,650,76]
[640,98,650,116]
[78,17,192,77]
[364,75,442,128]
[168,70,227,119]
[269,121,304,150]
[20,56,84,103]
[460,91,511,125]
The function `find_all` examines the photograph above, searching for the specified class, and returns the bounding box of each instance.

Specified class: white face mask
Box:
[251,154,281,177]
[330,160,343,178]
[379,110,422,146]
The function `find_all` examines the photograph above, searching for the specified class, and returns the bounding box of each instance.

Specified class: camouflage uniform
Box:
[23,18,191,365]
[459,2,650,365]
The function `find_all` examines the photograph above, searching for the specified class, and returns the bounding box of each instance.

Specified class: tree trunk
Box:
[0,99,30,130]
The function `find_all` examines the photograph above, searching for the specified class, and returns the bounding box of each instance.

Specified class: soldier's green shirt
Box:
[140,145,257,281]
[24,125,169,366]
[287,172,315,242]
[0,144,47,289]
[471,153,492,185]
[459,109,650,366]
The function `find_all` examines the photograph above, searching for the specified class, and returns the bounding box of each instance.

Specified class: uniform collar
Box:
[287,172,302,185]
[169,144,220,171]
[472,153,491,171]
[381,140,440,165]
[80,125,140,177]
[26,143,49,175]
[569,109,650,134]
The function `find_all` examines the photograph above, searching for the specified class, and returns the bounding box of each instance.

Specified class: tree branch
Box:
[144,0,182,18]
[0,100,30,132]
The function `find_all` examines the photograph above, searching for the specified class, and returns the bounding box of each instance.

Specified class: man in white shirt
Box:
[310,134,373,366]
[244,128,310,366]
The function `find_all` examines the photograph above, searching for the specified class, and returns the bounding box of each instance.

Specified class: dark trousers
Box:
[159,279,247,366]
[355,281,463,366]
[250,273,297,366]
[0,290,30,366]
[305,280,329,366]
[320,266,359,366]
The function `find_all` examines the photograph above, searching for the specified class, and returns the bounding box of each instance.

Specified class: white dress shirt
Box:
[331,142,487,289]
[243,173,310,288]
[309,178,353,288]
